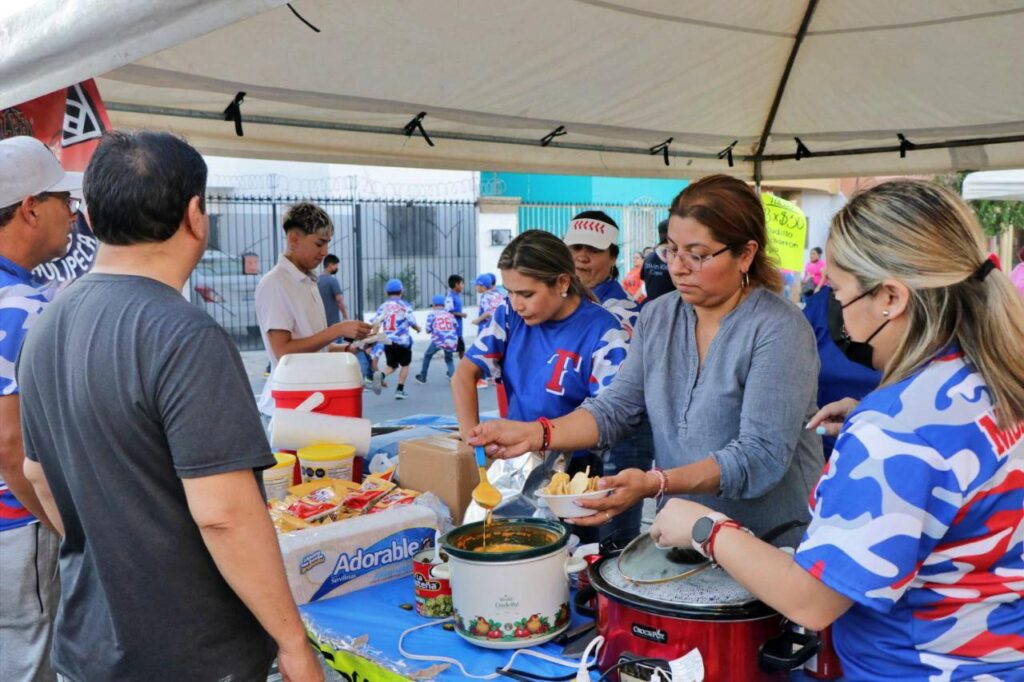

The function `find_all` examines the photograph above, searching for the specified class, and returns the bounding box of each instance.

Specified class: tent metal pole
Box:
[106,101,1024,171]
[752,0,820,178]
[104,102,726,161]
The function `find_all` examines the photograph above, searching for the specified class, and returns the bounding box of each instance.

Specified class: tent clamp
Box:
[649,137,673,166]
[540,125,567,147]
[794,137,812,160]
[718,140,739,167]
[403,112,435,147]
[222,91,246,137]
[897,133,916,158]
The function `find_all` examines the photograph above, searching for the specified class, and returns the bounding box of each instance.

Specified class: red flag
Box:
[1,80,112,295]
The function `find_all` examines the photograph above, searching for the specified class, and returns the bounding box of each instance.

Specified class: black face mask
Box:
[836,287,888,370]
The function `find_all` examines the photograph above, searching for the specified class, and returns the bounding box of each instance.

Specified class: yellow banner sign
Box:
[761,193,807,272]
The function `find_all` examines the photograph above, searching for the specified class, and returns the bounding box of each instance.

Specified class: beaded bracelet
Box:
[537,416,553,451]
[651,467,669,505]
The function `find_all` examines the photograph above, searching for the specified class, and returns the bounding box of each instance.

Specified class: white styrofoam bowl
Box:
[535,489,613,519]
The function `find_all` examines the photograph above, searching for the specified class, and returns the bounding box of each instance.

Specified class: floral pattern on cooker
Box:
[453,603,570,642]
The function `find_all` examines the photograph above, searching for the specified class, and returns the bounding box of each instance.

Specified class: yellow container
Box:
[298,443,356,483]
[263,452,297,502]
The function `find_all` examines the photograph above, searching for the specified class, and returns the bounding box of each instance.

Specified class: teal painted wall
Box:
[482,172,685,206]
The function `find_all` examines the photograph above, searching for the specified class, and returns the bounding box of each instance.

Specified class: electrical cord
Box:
[595,657,670,682]
[398,619,603,680]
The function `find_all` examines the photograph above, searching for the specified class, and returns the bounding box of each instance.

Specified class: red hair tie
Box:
[973,253,1001,282]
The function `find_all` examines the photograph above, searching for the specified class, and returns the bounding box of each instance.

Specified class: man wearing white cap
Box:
[0,136,80,682]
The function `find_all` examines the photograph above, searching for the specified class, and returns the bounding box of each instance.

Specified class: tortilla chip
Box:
[547,472,570,495]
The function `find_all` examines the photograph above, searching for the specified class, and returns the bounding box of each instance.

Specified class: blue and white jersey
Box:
[0,255,48,531]
[476,289,505,334]
[374,298,416,348]
[445,291,464,337]
[467,298,628,423]
[426,310,459,352]
[592,278,640,338]
[794,348,1024,681]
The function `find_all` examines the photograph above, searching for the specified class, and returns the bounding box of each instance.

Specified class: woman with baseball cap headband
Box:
[563,210,650,539]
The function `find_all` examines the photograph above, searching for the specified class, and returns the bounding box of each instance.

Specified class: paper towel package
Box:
[278,504,438,604]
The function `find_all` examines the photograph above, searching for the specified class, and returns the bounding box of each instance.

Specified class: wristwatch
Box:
[691,512,730,558]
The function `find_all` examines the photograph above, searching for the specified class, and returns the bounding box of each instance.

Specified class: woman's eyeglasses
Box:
[655,244,732,272]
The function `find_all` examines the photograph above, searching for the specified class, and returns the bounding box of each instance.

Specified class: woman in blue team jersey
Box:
[451,230,629,482]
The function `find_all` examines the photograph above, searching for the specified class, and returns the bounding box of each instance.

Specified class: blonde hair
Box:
[829,179,1024,428]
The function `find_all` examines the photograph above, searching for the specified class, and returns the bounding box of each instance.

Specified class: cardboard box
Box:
[398,435,479,525]
[278,504,438,604]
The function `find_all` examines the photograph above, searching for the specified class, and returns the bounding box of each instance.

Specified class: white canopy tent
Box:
[962,169,1024,202]
[3,0,1024,181]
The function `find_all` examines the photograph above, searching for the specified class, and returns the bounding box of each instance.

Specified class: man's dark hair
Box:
[657,218,669,244]
[0,203,18,229]
[323,254,340,267]
[83,130,207,245]
[448,274,464,289]
[282,202,333,235]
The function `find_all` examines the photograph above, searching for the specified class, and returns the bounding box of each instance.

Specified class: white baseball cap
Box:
[0,136,82,208]
[563,214,619,251]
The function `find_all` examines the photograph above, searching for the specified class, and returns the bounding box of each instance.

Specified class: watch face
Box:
[692,516,715,545]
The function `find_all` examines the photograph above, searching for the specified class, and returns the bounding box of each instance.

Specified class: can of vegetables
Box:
[412,548,452,618]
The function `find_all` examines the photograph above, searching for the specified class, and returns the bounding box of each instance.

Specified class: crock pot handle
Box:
[565,556,588,575]
[429,563,451,580]
[758,629,819,672]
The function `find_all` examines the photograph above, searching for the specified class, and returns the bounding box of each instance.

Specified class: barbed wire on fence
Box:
[207,173,482,201]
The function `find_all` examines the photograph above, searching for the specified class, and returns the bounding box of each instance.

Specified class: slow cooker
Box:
[579,539,817,681]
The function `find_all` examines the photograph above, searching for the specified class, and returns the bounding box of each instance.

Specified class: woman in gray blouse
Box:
[470,175,823,545]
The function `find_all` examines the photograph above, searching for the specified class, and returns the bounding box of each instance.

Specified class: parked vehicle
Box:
[191,249,261,337]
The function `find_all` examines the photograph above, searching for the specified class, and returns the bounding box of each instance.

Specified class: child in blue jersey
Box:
[470,273,505,389]
[373,278,421,399]
[452,231,629,531]
[445,274,467,359]
[648,180,1024,680]
[415,295,459,383]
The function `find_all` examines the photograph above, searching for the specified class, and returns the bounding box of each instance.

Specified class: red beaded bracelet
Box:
[706,520,749,564]
[537,416,553,451]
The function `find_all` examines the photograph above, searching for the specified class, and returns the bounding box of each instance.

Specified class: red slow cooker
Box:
[578,541,817,681]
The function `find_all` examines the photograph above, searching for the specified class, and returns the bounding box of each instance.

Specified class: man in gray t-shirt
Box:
[18,131,322,682]
[317,253,348,326]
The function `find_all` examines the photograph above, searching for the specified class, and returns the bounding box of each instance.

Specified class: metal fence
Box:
[518,202,669,276]
[191,194,478,350]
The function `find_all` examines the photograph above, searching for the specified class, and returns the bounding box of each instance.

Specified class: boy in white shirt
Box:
[254,203,371,414]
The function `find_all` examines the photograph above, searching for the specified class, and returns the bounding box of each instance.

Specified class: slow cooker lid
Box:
[593,556,774,619]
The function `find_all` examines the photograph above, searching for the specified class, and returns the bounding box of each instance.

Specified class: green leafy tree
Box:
[935,172,1024,238]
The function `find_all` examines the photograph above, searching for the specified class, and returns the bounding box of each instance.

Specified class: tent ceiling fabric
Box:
[3,0,1024,180]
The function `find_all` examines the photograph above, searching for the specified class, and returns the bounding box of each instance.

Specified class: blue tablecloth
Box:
[301,578,822,681]
[301,577,597,680]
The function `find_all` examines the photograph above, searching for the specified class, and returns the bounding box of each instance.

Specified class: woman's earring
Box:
[742,272,750,289]
[561,291,569,298]
[882,310,890,317]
